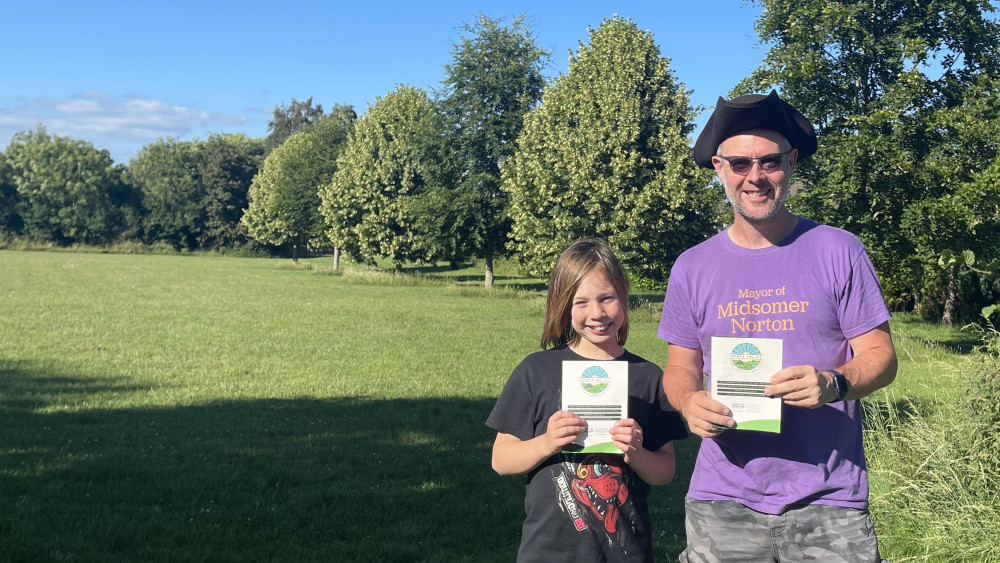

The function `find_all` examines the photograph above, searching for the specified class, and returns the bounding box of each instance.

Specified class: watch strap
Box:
[827,369,849,402]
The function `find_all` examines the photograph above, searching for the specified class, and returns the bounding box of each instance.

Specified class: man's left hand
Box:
[764,366,836,408]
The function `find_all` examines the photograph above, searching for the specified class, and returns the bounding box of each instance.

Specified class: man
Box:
[658,91,897,562]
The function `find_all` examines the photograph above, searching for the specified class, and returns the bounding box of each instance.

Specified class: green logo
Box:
[580,365,610,395]
[729,342,763,371]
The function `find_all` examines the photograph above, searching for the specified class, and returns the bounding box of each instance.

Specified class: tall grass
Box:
[865,325,1000,561]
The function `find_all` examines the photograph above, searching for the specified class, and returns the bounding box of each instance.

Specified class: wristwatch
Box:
[826,369,850,402]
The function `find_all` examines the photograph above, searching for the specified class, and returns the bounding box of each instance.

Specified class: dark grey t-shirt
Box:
[487,345,687,563]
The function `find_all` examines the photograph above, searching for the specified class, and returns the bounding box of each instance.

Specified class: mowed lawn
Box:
[0,250,970,562]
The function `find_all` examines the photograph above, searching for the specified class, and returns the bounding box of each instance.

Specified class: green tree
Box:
[263,98,355,155]
[197,133,265,249]
[737,0,1000,314]
[129,138,205,249]
[503,16,716,284]
[904,153,1000,324]
[264,97,322,154]
[438,13,550,287]
[243,112,354,261]
[4,126,131,245]
[320,85,457,271]
[111,162,143,242]
[0,152,22,236]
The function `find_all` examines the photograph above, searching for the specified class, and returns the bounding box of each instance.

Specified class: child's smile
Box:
[570,271,625,359]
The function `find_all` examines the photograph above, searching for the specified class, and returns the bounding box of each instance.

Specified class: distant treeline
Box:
[3,4,1000,326]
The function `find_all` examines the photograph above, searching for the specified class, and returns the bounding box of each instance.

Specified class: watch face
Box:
[834,373,848,400]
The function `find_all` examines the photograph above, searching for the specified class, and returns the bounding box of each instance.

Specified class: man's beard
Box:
[726,178,789,224]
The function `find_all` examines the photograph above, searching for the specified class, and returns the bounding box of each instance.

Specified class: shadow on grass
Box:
[862,397,923,437]
[456,278,549,292]
[401,263,476,275]
[890,316,982,354]
[435,273,548,292]
[0,361,695,563]
[906,333,981,355]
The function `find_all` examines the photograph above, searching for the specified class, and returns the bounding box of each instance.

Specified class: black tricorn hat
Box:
[693,90,817,168]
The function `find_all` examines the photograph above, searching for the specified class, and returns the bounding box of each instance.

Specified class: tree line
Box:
[2,3,999,326]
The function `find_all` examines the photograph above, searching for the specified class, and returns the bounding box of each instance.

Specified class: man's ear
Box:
[711,155,726,183]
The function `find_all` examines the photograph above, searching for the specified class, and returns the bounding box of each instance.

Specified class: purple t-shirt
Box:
[657,217,891,514]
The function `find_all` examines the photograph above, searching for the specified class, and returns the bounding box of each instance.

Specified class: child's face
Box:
[569,270,625,359]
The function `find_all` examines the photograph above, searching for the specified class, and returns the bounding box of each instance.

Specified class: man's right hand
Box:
[663,344,734,438]
[681,390,735,438]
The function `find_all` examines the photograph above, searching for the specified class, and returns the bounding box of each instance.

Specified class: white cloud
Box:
[0,92,249,163]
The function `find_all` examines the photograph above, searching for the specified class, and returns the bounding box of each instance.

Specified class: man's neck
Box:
[727,210,799,249]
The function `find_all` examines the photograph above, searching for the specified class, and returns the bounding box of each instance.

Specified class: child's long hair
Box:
[541,238,630,350]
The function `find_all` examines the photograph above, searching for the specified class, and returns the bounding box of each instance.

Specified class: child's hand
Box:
[612,419,677,485]
[544,410,585,454]
[610,419,644,458]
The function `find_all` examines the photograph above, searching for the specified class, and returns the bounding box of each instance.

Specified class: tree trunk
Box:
[333,247,340,270]
[942,272,957,327]
[485,252,495,289]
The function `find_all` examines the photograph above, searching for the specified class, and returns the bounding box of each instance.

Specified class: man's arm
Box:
[766,321,897,407]
[662,344,735,438]
[837,321,897,400]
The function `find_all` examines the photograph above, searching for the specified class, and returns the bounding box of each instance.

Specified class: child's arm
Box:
[491,410,585,476]
[609,419,677,485]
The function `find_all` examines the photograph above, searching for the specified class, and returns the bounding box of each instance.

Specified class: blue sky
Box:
[2,1,769,164]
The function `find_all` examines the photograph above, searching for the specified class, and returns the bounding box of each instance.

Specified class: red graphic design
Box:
[570,455,629,534]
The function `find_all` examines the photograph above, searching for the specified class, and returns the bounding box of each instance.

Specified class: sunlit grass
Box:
[0,250,982,562]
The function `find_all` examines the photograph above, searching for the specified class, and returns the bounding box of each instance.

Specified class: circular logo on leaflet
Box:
[580,365,610,395]
[729,342,763,372]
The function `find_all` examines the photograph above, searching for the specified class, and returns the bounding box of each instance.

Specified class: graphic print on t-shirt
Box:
[553,454,632,537]
[716,285,811,334]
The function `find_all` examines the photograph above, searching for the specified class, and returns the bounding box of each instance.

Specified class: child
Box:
[487,238,687,563]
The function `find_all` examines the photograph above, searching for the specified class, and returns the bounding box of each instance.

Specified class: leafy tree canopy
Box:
[197,133,265,249]
[129,138,205,249]
[320,85,458,270]
[0,151,23,235]
[264,97,356,155]
[503,16,716,285]
[737,0,1000,316]
[5,126,131,245]
[438,12,550,286]
[243,112,354,260]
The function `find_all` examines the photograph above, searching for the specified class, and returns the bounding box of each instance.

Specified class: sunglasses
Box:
[717,150,792,175]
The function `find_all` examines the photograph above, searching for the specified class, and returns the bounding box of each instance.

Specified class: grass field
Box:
[0,250,976,562]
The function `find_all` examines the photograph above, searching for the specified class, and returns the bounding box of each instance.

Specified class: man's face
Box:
[711,129,797,224]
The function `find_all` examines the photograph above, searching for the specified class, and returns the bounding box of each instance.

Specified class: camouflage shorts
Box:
[679,497,888,563]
